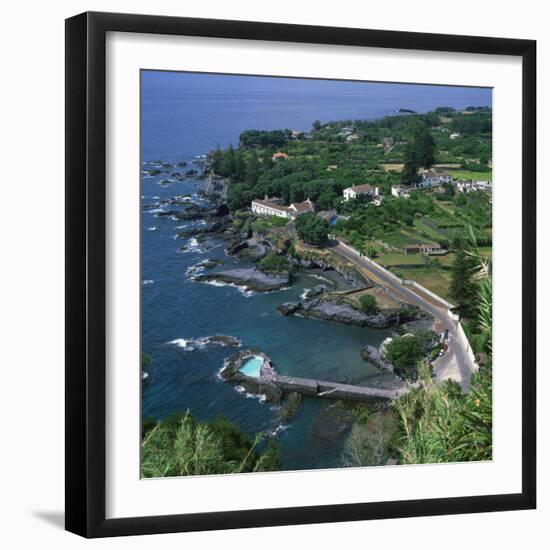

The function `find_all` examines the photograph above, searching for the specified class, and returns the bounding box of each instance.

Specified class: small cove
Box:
[140,72,492,471]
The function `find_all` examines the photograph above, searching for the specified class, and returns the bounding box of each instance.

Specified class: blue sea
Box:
[140,71,491,471]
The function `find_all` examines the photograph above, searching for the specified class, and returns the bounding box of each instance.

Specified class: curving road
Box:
[329,239,476,391]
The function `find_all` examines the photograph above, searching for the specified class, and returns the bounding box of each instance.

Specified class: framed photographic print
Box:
[65,11,536,538]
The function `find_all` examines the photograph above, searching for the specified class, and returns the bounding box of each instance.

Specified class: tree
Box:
[312,119,322,131]
[244,150,260,186]
[385,335,424,380]
[401,124,436,183]
[219,144,236,177]
[450,245,478,317]
[258,251,290,274]
[402,141,421,184]
[234,150,246,182]
[358,294,379,314]
[227,183,253,211]
[366,245,378,259]
[295,213,329,246]
[317,188,338,210]
[415,126,436,168]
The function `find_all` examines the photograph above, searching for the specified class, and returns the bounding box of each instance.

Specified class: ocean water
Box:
[141,72,491,471]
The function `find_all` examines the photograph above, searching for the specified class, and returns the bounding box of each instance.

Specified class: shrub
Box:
[258,252,290,274]
[141,411,281,477]
[358,294,379,314]
[295,213,329,245]
[385,335,425,380]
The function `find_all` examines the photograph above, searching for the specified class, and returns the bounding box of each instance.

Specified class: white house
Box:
[391,185,410,198]
[251,196,314,220]
[450,132,461,140]
[403,243,443,255]
[456,180,492,193]
[412,170,453,189]
[343,183,378,201]
[456,180,474,193]
[474,180,492,190]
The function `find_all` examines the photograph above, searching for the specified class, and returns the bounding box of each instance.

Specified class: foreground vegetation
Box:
[394,232,492,463]
[141,412,281,477]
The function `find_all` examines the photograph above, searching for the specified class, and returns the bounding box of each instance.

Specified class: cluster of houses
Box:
[338,126,360,142]
[250,160,491,225]
[456,180,492,193]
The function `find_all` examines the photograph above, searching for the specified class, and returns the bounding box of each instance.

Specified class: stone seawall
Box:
[273,375,406,402]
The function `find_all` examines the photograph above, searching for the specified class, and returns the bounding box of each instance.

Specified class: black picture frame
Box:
[65,11,536,538]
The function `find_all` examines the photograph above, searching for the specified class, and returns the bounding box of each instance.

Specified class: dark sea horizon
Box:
[140,71,491,471]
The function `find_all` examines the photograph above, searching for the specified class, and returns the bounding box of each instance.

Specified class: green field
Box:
[397,266,454,302]
[377,252,427,267]
[448,170,492,181]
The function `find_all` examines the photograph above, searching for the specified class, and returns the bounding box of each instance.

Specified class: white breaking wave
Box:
[300,288,311,300]
[168,338,196,351]
[269,423,289,437]
[147,226,158,231]
[309,273,332,283]
[169,335,242,353]
[234,386,268,404]
[197,279,255,298]
[142,279,154,285]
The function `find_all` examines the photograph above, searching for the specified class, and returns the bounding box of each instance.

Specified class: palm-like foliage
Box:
[394,224,492,464]
[141,412,280,478]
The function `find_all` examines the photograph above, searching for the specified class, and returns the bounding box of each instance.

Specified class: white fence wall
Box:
[402,279,456,310]
[334,239,403,284]
[455,320,479,372]
[333,237,456,310]
[333,236,478,373]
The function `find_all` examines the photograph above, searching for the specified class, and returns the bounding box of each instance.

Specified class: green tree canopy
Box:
[295,213,329,246]
[358,294,379,314]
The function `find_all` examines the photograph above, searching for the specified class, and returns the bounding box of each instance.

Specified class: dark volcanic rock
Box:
[227,240,249,255]
[156,209,182,217]
[280,392,303,421]
[277,297,401,328]
[277,302,300,316]
[220,350,282,403]
[195,268,290,292]
[361,345,394,373]
[176,221,223,239]
[197,258,225,269]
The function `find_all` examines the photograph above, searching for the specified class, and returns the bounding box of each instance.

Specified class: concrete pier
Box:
[272,375,406,402]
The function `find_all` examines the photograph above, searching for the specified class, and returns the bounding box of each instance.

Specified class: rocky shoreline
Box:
[278,296,427,329]
[219,350,283,402]
[144,158,436,389]
[195,267,290,292]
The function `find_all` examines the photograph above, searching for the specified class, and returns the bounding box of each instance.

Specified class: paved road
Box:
[329,240,476,390]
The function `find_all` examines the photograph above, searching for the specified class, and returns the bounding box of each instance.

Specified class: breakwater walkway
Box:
[273,375,409,402]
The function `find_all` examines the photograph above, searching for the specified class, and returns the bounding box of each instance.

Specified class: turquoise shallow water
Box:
[140,71,491,471]
[239,356,263,378]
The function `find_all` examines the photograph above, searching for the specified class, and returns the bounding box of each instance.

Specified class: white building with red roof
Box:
[251,196,314,220]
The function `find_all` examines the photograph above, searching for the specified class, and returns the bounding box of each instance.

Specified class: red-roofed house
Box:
[272,152,289,161]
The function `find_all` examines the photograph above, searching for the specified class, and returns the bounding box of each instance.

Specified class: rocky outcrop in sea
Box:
[278,297,424,329]
[195,268,290,292]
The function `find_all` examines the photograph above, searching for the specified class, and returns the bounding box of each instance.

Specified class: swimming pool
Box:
[239,356,264,378]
